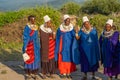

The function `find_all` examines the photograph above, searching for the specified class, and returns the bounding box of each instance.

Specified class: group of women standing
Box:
[22,14,120,80]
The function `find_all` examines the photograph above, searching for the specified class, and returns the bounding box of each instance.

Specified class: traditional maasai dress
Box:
[40,24,56,74]
[78,27,100,73]
[99,30,120,76]
[22,25,40,70]
[55,23,79,74]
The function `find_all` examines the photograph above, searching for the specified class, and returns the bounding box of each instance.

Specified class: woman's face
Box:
[105,24,112,31]
[46,21,52,28]
[30,17,35,24]
[84,21,91,29]
[112,26,116,30]
[64,18,70,26]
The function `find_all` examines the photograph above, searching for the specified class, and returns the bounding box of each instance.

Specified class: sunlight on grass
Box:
[1,70,7,74]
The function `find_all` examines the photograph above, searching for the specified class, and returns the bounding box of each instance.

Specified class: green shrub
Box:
[0,6,61,28]
[33,6,61,28]
[0,11,26,27]
[60,2,81,15]
[82,0,120,15]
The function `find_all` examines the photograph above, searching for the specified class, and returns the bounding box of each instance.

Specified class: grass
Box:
[0,11,25,27]
[0,39,22,49]
[0,39,22,61]
[1,70,7,74]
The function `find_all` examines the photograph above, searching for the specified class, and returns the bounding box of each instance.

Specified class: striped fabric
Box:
[48,36,55,59]
[30,30,35,36]
[25,41,35,64]
[24,41,39,70]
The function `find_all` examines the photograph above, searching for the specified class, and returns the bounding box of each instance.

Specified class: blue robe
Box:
[99,31,119,67]
[117,40,120,65]
[55,28,80,64]
[99,31,120,76]
[22,25,40,64]
[78,28,100,72]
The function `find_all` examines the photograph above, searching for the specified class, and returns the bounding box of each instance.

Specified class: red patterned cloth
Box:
[25,30,35,64]
[48,36,55,59]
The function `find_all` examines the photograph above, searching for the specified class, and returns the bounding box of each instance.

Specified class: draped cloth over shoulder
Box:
[22,25,40,70]
[99,31,120,76]
[55,23,80,74]
[78,28,100,72]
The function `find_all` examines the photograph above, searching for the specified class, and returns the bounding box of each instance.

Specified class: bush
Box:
[0,11,26,27]
[0,6,61,28]
[60,2,81,15]
[81,0,120,15]
[33,6,61,29]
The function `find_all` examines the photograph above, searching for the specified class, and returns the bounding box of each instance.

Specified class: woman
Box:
[75,16,100,80]
[22,15,40,80]
[39,15,56,79]
[55,14,77,79]
[99,19,120,80]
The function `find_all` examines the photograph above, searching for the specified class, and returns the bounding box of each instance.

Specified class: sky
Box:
[0,0,84,11]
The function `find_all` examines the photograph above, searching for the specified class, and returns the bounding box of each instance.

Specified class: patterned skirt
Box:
[24,41,39,70]
[24,61,40,70]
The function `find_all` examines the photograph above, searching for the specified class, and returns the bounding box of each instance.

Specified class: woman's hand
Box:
[50,24,56,39]
[74,25,80,33]
[74,26,80,40]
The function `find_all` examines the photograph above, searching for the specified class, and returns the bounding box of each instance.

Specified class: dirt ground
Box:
[0,61,120,80]
[0,18,27,43]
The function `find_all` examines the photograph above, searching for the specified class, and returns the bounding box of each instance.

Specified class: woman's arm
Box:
[74,26,80,40]
[110,31,119,46]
